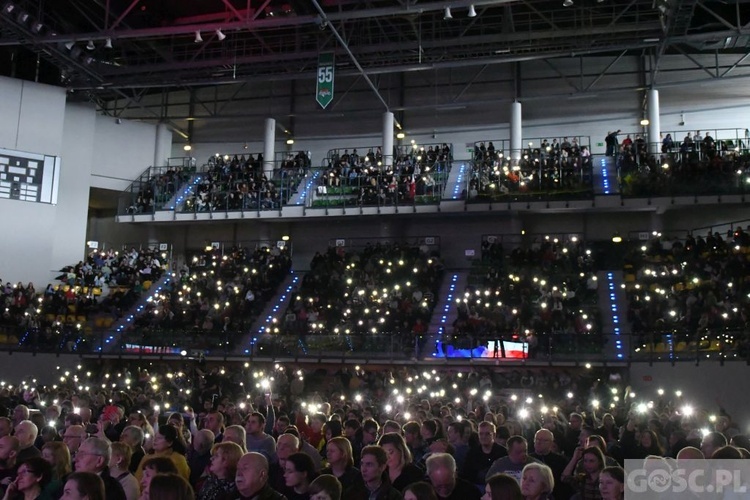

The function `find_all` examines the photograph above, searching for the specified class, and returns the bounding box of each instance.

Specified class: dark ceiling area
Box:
[1,0,749,107]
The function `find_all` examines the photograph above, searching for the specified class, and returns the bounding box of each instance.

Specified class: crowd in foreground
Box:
[0,361,744,500]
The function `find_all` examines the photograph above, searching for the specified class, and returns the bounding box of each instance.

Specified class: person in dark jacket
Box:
[345,446,402,500]
[235,452,287,500]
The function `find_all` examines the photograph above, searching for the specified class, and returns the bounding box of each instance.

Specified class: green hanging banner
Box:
[316,53,335,109]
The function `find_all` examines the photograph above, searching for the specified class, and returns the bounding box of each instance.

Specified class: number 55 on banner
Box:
[316,53,335,109]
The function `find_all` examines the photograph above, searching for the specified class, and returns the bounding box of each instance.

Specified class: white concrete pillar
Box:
[263,118,276,178]
[648,89,661,154]
[382,112,394,168]
[154,123,171,167]
[510,101,522,164]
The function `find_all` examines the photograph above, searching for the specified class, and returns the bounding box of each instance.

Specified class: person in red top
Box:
[295,412,326,451]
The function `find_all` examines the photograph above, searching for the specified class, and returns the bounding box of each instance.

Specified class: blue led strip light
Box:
[247,273,299,354]
[451,164,466,200]
[170,175,203,210]
[600,158,610,195]
[606,272,624,359]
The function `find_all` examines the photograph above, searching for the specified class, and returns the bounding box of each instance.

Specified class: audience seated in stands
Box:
[453,236,601,356]
[271,242,443,354]
[315,144,451,207]
[0,360,743,500]
[120,244,292,352]
[468,139,592,201]
[623,230,750,357]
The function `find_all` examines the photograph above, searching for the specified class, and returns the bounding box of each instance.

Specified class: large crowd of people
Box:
[609,129,750,198]
[261,242,444,356]
[467,139,593,201]
[182,153,310,213]
[1,247,167,352]
[313,144,451,207]
[117,244,292,353]
[450,236,601,357]
[125,166,194,215]
[624,230,750,358]
[0,359,745,500]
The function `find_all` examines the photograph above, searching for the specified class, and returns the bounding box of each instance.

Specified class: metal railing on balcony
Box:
[618,143,750,198]
[117,160,197,216]
[465,140,594,204]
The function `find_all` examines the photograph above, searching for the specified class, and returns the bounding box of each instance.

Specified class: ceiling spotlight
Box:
[215,29,226,41]
[468,4,477,17]
[64,41,74,50]
[30,21,43,33]
[194,31,203,43]
[104,38,112,49]
[16,10,28,23]
[563,0,573,6]
[86,40,95,50]
[3,3,16,15]
[286,138,294,145]
[444,6,453,19]
[183,144,192,152]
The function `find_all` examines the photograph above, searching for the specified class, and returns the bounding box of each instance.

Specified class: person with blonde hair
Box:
[42,441,71,496]
[520,463,554,500]
[320,437,360,491]
[110,442,139,500]
[196,442,243,500]
[378,433,423,491]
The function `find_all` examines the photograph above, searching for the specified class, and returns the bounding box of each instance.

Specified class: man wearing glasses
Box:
[74,437,127,500]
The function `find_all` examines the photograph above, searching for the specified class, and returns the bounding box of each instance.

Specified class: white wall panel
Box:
[0,77,23,148]
[52,103,96,272]
[16,82,66,156]
[90,116,163,190]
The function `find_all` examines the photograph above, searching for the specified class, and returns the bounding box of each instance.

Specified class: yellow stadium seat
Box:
[77,315,87,323]
[66,314,77,324]
[143,280,152,291]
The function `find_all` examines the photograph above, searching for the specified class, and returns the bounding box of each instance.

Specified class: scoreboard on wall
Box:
[0,147,61,204]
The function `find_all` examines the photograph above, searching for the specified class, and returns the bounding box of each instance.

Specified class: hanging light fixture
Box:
[104,38,112,49]
[86,39,95,50]
[444,6,453,19]
[215,29,226,41]
[563,0,573,6]
[194,31,203,43]
[64,41,74,50]
[468,4,477,17]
